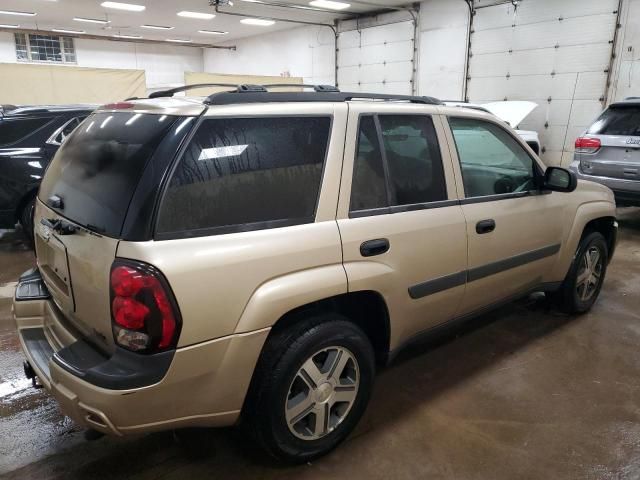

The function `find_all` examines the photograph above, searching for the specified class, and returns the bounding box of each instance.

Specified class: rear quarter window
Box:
[156,116,332,238]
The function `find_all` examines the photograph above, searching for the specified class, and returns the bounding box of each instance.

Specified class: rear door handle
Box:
[360,238,390,257]
[476,219,496,234]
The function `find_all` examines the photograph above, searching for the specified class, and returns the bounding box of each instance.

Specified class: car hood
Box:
[481,101,538,129]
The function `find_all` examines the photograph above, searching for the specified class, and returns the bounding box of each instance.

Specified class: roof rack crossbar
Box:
[204,91,442,106]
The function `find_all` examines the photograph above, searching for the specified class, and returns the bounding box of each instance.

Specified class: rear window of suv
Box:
[156,116,331,238]
[587,105,640,136]
[39,112,178,237]
[0,117,54,146]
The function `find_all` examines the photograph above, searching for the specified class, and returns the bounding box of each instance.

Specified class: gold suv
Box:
[14,85,617,462]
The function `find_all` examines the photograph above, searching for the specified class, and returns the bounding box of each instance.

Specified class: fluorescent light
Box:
[199,145,248,160]
[100,116,112,129]
[74,17,110,24]
[0,10,37,16]
[113,33,142,39]
[198,29,228,35]
[165,38,191,43]
[240,18,275,26]
[141,24,174,30]
[177,11,215,20]
[52,28,85,34]
[0,24,20,28]
[100,2,145,12]
[309,0,350,9]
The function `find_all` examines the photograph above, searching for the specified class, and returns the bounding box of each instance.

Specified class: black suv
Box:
[0,104,95,238]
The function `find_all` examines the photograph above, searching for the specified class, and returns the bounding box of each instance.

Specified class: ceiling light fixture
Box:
[308,0,350,10]
[52,28,85,34]
[177,11,215,20]
[198,29,228,35]
[240,18,275,26]
[113,33,142,39]
[100,2,146,12]
[165,38,192,43]
[74,17,111,24]
[0,24,20,28]
[141,24,174,30]
[0,10,37,16]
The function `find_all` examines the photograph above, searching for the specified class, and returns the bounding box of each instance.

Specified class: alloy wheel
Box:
[576,245,603,301]
[285,346,359,441]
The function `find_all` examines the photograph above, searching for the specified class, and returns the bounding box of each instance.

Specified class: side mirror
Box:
[543,166,577,193]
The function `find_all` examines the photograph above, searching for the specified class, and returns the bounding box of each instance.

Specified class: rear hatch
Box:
[578,103,640,181]
[35,111,179,353]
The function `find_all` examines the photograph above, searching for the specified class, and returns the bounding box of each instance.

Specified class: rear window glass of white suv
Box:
[39,112,179,237]
[587,105,640,136]
[156,116,331,238]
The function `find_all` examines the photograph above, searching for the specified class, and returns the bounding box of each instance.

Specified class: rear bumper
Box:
[14,269,269,435]
[569,161,640,206]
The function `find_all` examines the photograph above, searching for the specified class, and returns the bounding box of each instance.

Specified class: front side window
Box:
[350,114,447,214]
[449,117,537,198]
[157,116,331,237]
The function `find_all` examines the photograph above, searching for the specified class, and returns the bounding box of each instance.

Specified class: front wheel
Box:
[555,232,608,314]
[245,315,375,463]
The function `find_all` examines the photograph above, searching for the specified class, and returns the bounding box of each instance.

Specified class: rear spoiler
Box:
[0,104,17,118]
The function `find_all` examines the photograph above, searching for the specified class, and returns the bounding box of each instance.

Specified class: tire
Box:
[19,197,36,244]
[555,231,608,314]
[244,314,375,463]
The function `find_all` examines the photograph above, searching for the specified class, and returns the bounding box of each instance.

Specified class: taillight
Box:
[575,137,601,154]
[101,102,135,110]
[109,260,181,353]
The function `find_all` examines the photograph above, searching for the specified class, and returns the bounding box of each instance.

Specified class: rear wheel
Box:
[245,314,375,463]
[19,197,36,243]
[555,232,608,314]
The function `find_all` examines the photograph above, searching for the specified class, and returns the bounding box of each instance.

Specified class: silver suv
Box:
[570,98,640,206]
[15,84,617,463]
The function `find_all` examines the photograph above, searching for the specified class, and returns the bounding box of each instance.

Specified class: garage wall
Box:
[467,0,619,166]
[610,0,640,102]
[0,33,204,91]
[202,26,335,85]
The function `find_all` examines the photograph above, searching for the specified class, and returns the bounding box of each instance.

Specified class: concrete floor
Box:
[0,209,639,480]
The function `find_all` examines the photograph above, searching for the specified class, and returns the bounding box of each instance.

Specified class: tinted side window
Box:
[48,116,87,146]
[0,117,54,146]
[157,116,331,236]
[350,116,387,211]
[587,106,640,136]
[449,117,537,198]
[379,115,447,205]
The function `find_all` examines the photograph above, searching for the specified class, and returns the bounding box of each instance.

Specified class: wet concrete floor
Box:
[0,210,639,479]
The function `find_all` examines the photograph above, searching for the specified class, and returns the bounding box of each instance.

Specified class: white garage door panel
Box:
[568,100,603,127]
[468,0,616,164]
[337,17,414,94]
[512,0,617,24]
[360,21,413,44]
[473,15,616,55]
[473,0,617,31]
[467,73,578,102]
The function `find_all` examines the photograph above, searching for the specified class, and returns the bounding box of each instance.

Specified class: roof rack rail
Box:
[204,91,442,106]
[263,83,340,92]
[149,83,269,99]
[624,96,640,100]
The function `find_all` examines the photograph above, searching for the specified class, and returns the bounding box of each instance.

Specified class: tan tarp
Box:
[0,63,146,105]
[184,72,303,97]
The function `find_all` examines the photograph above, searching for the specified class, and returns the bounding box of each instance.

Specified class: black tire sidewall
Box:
[258,319,375,462]
[20,197,36,242]
[563,232,608,313]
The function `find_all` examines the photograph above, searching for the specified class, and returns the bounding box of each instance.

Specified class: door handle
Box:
[360,238,390,257]
[476,219,496,234]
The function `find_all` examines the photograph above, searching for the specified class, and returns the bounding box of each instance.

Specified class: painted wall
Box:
[203,26,335,85]
[610,0,640,102]
[0,33,204,90]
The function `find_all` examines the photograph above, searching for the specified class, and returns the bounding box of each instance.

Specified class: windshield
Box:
[587,105,640,136]
[39,112,178,237]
